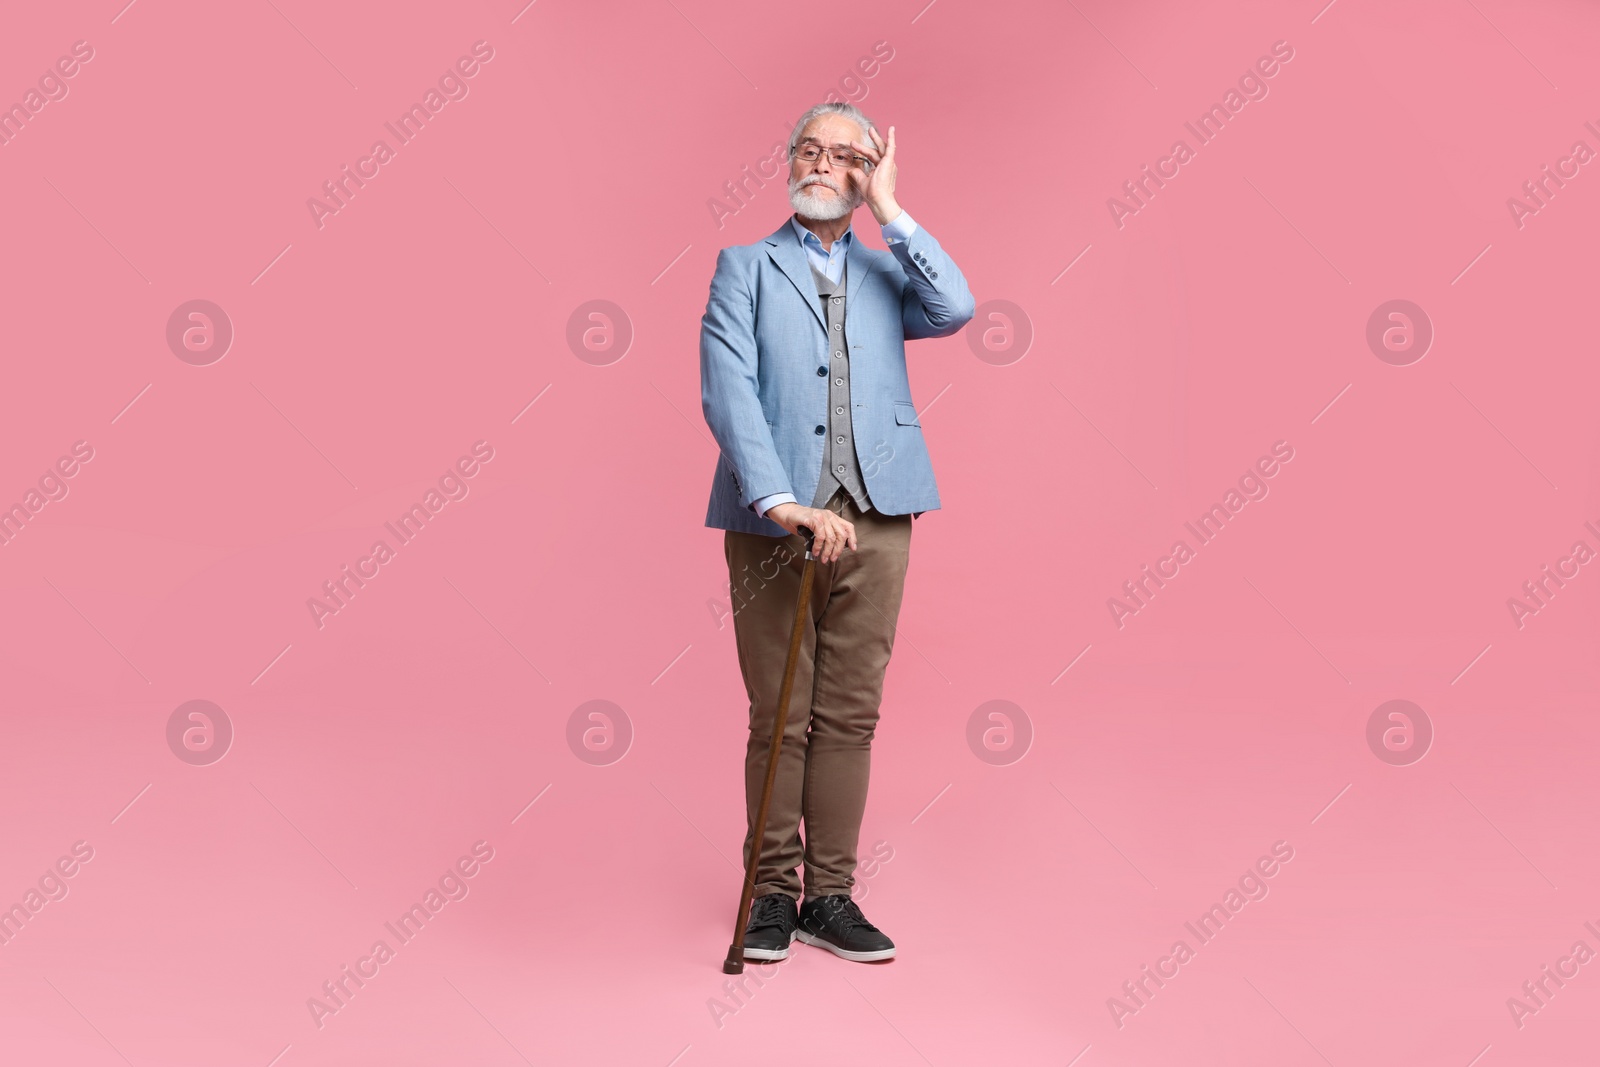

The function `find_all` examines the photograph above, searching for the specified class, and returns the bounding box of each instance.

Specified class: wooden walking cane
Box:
[723,524,817,974]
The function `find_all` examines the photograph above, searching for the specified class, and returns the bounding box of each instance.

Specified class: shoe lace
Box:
[750,894,793,930]
[820,895,878,937]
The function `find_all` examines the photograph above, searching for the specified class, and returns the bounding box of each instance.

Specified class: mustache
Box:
[795,176,846,194]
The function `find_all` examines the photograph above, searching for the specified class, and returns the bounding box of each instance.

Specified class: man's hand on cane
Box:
[766,502,857,564]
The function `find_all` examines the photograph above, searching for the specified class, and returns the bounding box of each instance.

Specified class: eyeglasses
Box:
[791,143,868,168]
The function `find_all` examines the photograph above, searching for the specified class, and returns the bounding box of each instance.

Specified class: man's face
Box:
[789,115,867,221]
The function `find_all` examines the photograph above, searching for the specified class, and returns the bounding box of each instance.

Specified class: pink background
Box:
[2,0,1597,1063]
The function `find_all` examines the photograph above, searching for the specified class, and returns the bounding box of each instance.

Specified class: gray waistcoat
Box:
[809,261,873,512]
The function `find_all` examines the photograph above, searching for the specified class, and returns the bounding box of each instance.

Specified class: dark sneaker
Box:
[742,892,799,960]
[797,894,896,961]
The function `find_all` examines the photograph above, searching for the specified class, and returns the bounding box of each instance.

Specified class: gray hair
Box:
[786,102,876,158]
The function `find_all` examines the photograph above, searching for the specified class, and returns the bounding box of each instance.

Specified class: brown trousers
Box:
[723,488,912,901]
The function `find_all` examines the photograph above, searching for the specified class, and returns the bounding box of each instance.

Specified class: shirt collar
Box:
[790,214,853,252]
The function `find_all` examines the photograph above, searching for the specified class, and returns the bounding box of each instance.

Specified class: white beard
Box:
[790,175,860,220]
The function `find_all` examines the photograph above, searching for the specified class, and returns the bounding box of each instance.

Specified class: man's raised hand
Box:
[847,124,900,226]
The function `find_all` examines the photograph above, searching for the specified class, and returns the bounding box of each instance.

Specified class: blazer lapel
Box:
[764,217,827,336]
[845,226,873,306]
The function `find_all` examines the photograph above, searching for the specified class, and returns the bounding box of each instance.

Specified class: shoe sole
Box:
[795,929,896,962]
[742,930,797,960]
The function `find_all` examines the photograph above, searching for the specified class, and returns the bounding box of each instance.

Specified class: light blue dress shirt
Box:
[752,209,919,519]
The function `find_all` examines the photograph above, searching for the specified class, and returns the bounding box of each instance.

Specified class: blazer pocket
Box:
[894,401,920,427]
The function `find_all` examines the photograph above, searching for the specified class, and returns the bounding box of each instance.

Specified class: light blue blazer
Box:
[700,214,975,536]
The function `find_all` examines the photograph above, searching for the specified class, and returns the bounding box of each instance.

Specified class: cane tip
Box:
[722,953,745,974]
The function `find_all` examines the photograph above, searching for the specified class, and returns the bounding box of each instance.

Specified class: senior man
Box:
[700,102,974,963]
